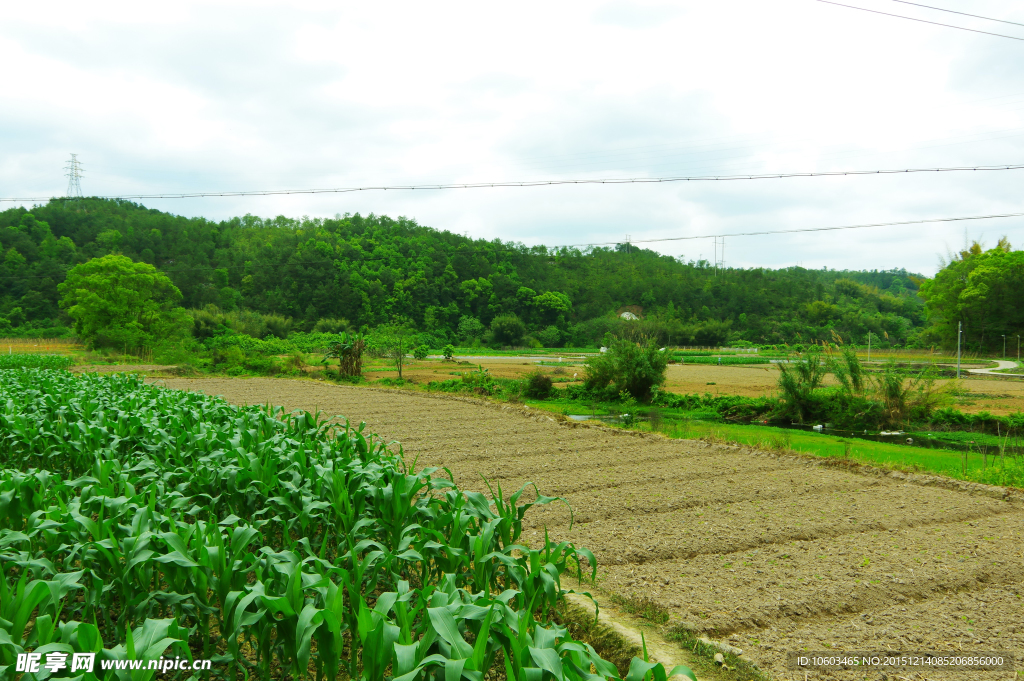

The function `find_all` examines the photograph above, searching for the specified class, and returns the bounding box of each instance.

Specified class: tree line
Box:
[2,197,1007,351]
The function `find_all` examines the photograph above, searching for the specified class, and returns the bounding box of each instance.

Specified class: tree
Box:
[377,322,413,379]
[58,255,190,352]
[584,335,668,400]
[532,291,571,323]
[919,239,1024,351]
[2,198,928,345]
[490,314,526,346]
[457,315,486,342]
[323,332,365,378]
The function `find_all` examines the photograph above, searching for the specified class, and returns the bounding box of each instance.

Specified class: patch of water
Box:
[785,424,1024,456]
[567,414,624,423]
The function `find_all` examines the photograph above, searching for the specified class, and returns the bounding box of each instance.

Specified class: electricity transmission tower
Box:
[712,236,725,276]
[64,154,84,205]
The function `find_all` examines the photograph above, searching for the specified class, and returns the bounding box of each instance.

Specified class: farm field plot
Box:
[158,377,1024,680]
[5,370,666,681]
[663,364,1024,414]
[357,357,1024,415]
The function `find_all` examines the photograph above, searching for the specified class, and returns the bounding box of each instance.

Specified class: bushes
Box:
[653,391,776,421]
[774,349,952,429]
[775,352,828,423]
[925,407,1024,434]
[584,336,668,400]
[524,371,553,398]
[205,333,296,355]
[535,325,563,347]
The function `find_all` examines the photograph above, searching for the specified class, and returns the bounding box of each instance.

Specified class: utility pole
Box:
[1018,334,1020,362]
[956,321,962,379]
[1003,334,1007,358]
[64,154,84,200]
[867,331,871,362]
[625,234,631,255]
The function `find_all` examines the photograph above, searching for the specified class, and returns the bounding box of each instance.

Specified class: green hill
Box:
[0,197,926,347]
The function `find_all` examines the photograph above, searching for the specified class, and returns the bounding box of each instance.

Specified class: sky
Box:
[4,0,1024,275]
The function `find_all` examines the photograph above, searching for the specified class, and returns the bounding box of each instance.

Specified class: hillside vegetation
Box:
[2,197,1009,351]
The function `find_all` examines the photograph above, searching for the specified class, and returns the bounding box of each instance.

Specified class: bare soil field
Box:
[154,376,1024,680]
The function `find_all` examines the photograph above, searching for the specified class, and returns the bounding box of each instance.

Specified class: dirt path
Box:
[967,360,1022,376]
[155,377,1024,680]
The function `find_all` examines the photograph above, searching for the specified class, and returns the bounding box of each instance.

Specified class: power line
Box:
[561,210,1024,248]
[5,162,1024,203]
[817,0,1024,41]
[890,0,1024,28]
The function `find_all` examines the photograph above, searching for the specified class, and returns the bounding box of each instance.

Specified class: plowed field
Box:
[156,377,1024,680]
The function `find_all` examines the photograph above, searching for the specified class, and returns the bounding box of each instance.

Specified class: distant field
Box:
[0,337,79,354]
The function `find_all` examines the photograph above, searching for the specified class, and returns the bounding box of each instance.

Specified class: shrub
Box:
[413,345,429,360]
[442,344,455,360]
[524,371,553,398]
[205,333,296,355]
[283,352,305,373]
[323,333,365,378]
[313,317,350,334]
[242,355,280,375]
[211,345,245,369]
[535,325,562,347]
[776,353,827,422]
[584,336,668,400]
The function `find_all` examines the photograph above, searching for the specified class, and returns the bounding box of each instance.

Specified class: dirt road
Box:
[156,377,1024,680]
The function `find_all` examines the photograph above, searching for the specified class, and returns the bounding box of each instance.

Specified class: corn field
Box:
[0,370,694,681]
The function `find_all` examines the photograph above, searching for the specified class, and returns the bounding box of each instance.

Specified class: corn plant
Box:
[0,369,697,681]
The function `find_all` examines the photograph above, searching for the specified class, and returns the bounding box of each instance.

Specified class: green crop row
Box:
[0,370,693,681]
[0,353,73,370]
[672,355,770,365]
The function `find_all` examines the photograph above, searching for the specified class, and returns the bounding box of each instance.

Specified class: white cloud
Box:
[4,0,1024,274]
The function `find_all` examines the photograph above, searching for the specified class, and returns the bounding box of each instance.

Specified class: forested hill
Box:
[1,198,926,347]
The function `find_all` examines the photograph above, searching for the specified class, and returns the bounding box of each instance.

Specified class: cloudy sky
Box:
[4,0,1024,275]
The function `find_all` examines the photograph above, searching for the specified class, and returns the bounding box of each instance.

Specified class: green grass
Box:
[609,594,670,625]
[653,420,1024,488]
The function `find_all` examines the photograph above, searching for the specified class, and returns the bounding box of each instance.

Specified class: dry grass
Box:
[0,338,80,354]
